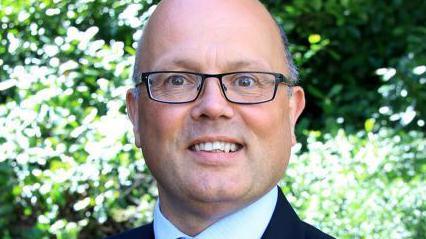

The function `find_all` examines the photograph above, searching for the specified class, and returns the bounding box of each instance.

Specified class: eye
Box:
[148,72,199,89]
[235,75,256,87]
[167,75,187,86]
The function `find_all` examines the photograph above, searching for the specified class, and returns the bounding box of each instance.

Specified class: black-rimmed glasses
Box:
[134,71,294,104]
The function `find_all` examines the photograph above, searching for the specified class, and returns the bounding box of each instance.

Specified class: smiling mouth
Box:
[189,141,243,153]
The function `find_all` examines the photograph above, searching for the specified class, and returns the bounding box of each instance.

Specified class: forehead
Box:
[138,0,285,72]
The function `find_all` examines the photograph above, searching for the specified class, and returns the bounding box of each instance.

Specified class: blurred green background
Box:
[0,0,425,238]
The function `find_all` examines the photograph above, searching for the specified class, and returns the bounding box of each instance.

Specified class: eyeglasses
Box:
[134,71,294,104]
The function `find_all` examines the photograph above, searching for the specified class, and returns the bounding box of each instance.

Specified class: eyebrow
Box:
[155,58,271,72]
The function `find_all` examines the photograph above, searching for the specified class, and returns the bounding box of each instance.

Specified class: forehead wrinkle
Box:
[151,57,272,73]
[147,39,274,73]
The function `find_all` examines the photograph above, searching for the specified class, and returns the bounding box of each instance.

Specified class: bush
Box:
[266,0,426,133]
[283,127,425,238]
[0,0,424,238]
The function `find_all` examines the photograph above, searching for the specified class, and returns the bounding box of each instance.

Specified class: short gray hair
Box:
[276,22,299,84]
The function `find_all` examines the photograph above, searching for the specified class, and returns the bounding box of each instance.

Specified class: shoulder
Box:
[104,223,154,239]
[301,221,335,239]
[262,187,335,239]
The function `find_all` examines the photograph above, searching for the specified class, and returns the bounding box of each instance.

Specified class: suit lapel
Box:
[261,187,304,239]
[138,222,155,239]
[147,222,155,239]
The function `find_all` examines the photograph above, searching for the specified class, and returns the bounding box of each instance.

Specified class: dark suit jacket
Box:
[106,188,335,239]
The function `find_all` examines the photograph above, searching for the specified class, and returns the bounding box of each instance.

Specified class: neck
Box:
[157,190,253,236]
[159,199,242,235]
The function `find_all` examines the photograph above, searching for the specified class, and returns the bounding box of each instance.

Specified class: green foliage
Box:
[282,128,425,238]
[265,0,426,133]
[1,0,157,238]
[0,0,425,238]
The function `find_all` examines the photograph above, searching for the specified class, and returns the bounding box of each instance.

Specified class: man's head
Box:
[127,0,305,233]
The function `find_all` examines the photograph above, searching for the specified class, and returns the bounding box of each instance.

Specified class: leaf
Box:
[364,118,375,132]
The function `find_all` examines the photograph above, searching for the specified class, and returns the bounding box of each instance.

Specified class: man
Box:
[109,0,334,238]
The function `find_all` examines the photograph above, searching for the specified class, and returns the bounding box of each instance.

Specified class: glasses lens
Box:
[147,72,201,102]
[222,72,276,103]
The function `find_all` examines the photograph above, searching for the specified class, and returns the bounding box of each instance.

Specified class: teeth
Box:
[192,141,240,153]
[224,143,230,152]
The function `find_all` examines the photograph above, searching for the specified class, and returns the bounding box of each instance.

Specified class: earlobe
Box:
[126,89,142,148]
[288,86,305,145]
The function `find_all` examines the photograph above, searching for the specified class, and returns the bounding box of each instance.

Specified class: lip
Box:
[187,136,245,166]
[188,136,244,147]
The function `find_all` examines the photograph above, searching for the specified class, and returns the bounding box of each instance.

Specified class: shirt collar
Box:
[154,186,278,239]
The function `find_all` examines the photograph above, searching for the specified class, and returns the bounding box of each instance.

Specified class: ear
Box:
[287,86,305,146]
[126,88,142,148]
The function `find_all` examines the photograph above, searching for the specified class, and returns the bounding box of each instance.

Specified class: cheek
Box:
[137,104,190,180]
[237,104,292,187]
[239,102,292,170]
[139,103,189,149]
[240,103,291,143]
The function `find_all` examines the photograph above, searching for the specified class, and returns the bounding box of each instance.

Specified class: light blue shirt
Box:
[153,186,278,239]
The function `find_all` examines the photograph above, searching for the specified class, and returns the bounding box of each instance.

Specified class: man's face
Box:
[127,0,304,217]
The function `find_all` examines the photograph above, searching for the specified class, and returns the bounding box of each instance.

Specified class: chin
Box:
[184,178,253,203]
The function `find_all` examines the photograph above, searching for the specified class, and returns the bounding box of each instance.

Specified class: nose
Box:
[190,77,234,120]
